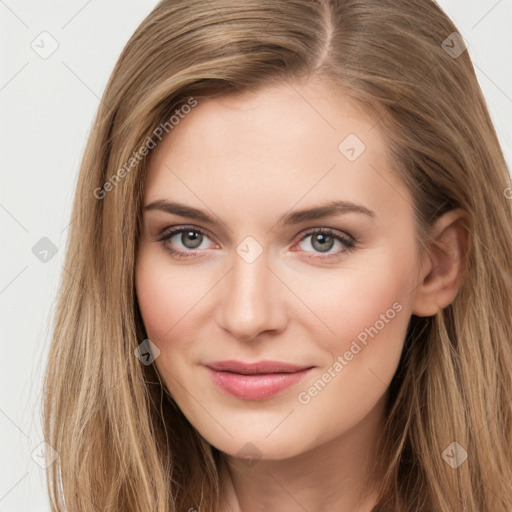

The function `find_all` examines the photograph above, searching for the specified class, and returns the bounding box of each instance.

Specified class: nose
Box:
[216,247,288,342]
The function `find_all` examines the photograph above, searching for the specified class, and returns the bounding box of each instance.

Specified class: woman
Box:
[42,0,512,510]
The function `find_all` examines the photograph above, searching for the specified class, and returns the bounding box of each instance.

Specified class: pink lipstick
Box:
[204,360,314,401]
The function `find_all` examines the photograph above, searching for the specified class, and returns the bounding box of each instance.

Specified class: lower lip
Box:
[205,367,313,401]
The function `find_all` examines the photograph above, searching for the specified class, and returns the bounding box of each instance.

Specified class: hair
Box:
[41,0,512,510]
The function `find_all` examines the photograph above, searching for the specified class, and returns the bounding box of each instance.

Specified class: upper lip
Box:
[204,360,314,375]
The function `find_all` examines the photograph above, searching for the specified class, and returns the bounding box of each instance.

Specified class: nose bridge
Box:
[217,239,286,340]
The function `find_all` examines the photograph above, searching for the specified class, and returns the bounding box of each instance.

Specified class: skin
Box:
[135,77,468,512]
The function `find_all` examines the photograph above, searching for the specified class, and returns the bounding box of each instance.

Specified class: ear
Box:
[412,208,470,317]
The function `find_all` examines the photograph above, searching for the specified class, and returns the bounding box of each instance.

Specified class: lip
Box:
[205,360,313,374]
[204,360,314,401]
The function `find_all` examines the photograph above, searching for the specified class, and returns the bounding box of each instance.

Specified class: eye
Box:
[156,226,216,259]
[155,225,356,261]
[293,227,356,260]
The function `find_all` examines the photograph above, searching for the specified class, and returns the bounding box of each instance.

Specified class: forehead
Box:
[143,80,411,226]
[153,80,377,158]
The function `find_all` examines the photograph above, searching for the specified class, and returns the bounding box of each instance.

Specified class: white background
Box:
[0,1,511,509]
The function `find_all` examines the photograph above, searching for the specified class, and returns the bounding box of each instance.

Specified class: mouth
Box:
[204,360,314,401]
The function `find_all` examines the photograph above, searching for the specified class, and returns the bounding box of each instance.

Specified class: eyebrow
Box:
[143,199,376,227]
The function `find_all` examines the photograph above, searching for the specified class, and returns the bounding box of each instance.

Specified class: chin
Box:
[204,429,315,463]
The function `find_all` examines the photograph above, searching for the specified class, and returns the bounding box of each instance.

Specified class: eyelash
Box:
[155,225,357,261]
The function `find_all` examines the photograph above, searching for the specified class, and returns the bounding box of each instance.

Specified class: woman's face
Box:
[135,78,425,461]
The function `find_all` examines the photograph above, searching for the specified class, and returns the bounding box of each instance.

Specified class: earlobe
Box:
[412,208,470,317]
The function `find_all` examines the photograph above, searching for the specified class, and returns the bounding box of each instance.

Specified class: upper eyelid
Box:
[157,225,215,242]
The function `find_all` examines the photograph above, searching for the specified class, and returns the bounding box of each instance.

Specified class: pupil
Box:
[312,234,333,253]
[183,231,202,249]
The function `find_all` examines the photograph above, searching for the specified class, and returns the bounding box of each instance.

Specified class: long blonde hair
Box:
[42,0,512,510]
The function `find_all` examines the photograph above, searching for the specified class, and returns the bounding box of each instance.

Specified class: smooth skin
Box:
[135,77,468,512]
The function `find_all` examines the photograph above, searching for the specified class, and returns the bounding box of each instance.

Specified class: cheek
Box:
[135,246,207,344]
[292,243,416,427]
[135,251,201,395]
[293,245,417,422]
[301,248,415,351]
[135,258,174,343]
